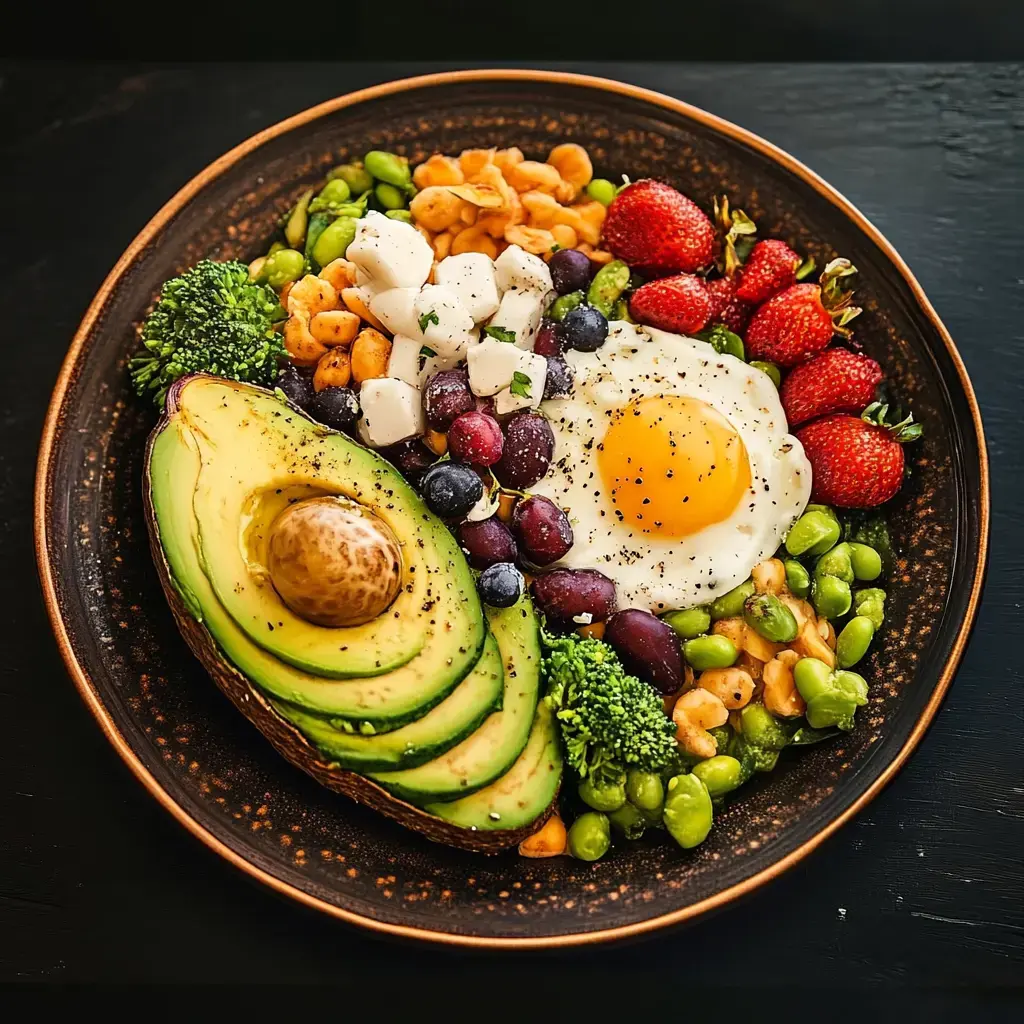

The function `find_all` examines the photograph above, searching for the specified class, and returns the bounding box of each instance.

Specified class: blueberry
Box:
[308,386,360,430]
[558,304,608,353]
[548,248,593,295]
[276,363,316,409]
[543,355,574,399]
[381,438,437,486]
[419,462,484,518]
[478,562,525,608]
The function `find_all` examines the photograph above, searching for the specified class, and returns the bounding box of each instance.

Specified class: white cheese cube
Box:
[370,287,424,340]
[358,377,424,447]
[467,337,522,397]
[489,289,545,351]
[347,211,433,290]
[494,244,553,295]
[413,284,478,359]
[387,335,423,388]
[435,253,501,323]
[493,350,547,415]
[418,352,461,389]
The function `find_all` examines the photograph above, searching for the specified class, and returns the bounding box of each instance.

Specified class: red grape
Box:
[512,496,573,566]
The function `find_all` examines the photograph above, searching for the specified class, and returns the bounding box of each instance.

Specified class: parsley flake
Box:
[418,310,439,332]
[484,325,517,344]
[510,370,532,399]
[419,345,436,358]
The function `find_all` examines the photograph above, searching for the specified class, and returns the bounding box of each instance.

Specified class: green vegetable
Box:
[579,772,626,812]
[691,755,742,797]
[625,769,664,813]
[328,163,374,196]
[375,182,407,210]
[784,559,811,598]
[743,593,798,643]
[304,211,333,265]
[311,216,358,269]
[265,240,285,258]
[785,510,840,557]
[663,774,713,849]
[837,615,875,668]
[567,812,611,861]
[853,587,886,629]
[130,260,285,407]
[611,296,634,323]
[790,724,840,746]
[683,634,738,670]
[815,542,855,584]
[420,310,441,332]
[385,209,413,223]
[708,725,733,754]
[586,178,618,206]
[697,324,745,360]
[364,150,412,189]
[663,606,712,640]
[811,574,852,619]
[509,371,532,399]
[285,189,313,249]
[308,178,351,213]
[793,658,869,731]
[542,632,677,785]
[548,290,584,322]
[709,579,755,620]
[728,733,779,778]
[587,260,630,318]
[260,248,304,289]
[750,360,781,387]
[739,703,793,750]
[607,801,647,839]
[848,542,883,581]
[483,324,515,343]
[843,511,895,575]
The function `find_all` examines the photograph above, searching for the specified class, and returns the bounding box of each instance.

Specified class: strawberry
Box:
[629,273,712,334]
[706,277,754,334]
[780,347,884,426]
[604,180,716,276]
[745,258,862,367]
[735,239,803,304]
[795,403,922,508]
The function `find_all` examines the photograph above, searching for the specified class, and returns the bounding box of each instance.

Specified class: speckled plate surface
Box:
[35,70,988,947]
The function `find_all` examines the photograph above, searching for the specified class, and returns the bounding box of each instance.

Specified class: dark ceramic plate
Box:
[35,71,988,947]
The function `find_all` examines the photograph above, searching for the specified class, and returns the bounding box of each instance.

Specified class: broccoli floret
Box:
[542,631,677,784]
[130,260,286,407]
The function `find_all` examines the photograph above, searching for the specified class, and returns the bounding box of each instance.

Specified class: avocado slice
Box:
[268,633,504,772]
[147,378,485,727]
[424,701,563,832]
[368,596,542,804]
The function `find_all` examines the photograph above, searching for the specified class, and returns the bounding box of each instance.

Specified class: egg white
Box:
[532,322,812,611]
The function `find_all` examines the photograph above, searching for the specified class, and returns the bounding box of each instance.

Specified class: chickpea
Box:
[493,147,525,173]
[318,257,358,292]
[287,274,339,317]
[550,224,579,250]
[506,160,562,194]
[284,312,327,366]
[504,224,557,255]
[309,310,360,347]
[458,148,497,177]
[412,154,465,189]
[313,348,352,392]
[340,287,387,333]
[518,814,567,858]
[409,186,464,232]
[763,656,807,718]
[451,224,498,259]
[673,688,729,759]
[350,329,392,383]
[752,558,786,595]
[792,618,837,668]
[697,667,755,709]
[547,143,594,191]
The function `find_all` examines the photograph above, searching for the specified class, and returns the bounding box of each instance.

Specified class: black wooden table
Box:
[3,63,1021,992]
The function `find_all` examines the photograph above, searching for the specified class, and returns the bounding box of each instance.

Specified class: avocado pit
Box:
[267,495,402,627]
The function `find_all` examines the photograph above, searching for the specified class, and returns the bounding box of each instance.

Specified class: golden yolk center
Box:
[597,395,751,537]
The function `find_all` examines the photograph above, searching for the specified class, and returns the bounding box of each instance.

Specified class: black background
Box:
[2,60,1022,997]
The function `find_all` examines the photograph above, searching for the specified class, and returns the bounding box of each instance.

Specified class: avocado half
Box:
[142,375,561,853]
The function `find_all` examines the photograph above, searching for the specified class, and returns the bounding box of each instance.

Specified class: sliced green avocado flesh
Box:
[147,379,485,727]
[268,633,504,772]
[369,597,542,804]
[424,701,562,831]
[180,377,483,679]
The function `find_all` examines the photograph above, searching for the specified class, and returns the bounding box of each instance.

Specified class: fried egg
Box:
[531,322,812,611]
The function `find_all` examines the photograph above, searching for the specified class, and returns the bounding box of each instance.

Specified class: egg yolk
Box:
[597,396,751,537]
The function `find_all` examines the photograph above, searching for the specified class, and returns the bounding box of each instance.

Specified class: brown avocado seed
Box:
[267,496,402,627]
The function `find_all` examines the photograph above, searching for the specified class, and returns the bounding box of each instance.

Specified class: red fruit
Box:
[706,277,753,334]
[604,180,716,276]
[735,239,802,304]
[745,258,862,368]
[781,347,884,427]
[795,405,921,508]
[447,411,504,466]
[629,274,712,335]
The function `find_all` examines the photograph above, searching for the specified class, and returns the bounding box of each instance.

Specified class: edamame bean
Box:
[739,703,793,750]
[329,162,374,195]
[548,290,584,322]
[836,615,875,668]
[586,178,618,206]
[708,725,733,753]
[663,774,714,849]
[385,209,413,223]
[854,587,886,629]
[587,260,631,318]
[364,150,412,189]
[610,297,635,323]
[625,770,665,812]
[607,802,647,839]
[785,511,840,557]
[663,606,712,640]
[812,574,852,619]
[266,240,285,257]
[262,248,305,289]
[815,542,854,584]
[804,504,842,555]
[709,579,755,620]
[579,773,626,812]
[794,659,868,730]
[311,216,358,269]
[743,593,799,643]
[285,189,314,249]
[848,542,883,581]
[316,178,351,206]
[375,181,407,211]
[691,755,743,797]
[567,812,611,861]
[784,559,811,598]
[792,657,834,700]
[683,634,738,670]
[700,324,745,360]
[750,360,782,387]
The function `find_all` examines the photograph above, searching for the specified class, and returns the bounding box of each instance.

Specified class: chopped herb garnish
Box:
[484,325,517,344]
[418,310,439,331]
[550,243,562,253]
[509,370,532,399]
[419,345,436,358]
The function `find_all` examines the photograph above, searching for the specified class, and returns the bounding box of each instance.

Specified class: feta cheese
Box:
[493,350,547,415]
[467,337,522,397]
[413,284,478,359]
[370,287,424,340]
[489,289,545,351]
[358,377,424,447]
[435,253,501,323]
[464,488,499,522]
[418,352,461,388]
[386,334,423,388]
[347,211,433,290]
[494,244,553,295]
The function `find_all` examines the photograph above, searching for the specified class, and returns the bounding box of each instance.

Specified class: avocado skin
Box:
[143,375,559,852]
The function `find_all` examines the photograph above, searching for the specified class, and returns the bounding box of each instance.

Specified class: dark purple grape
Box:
[558,305,609,353]
[308,386,360,430]
[512,496,573,567]
[424,369,475,431]
[478,563,525,608]
[492,413,554,489]
[531,569,616,624]
[457,518,518,569]
[548,248,594,295]
[277,363,316,408]
[542,356,574,399]
[447,411,504,466]
[381,437,437,486]
[533,318,562,358]
[419,462,483,518]
[604,609,684,695]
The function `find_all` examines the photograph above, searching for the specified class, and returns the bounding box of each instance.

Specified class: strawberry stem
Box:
[861,401,923,442]
[795,256,817,281]
[820,257,862,337]
[714,195,757,278]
